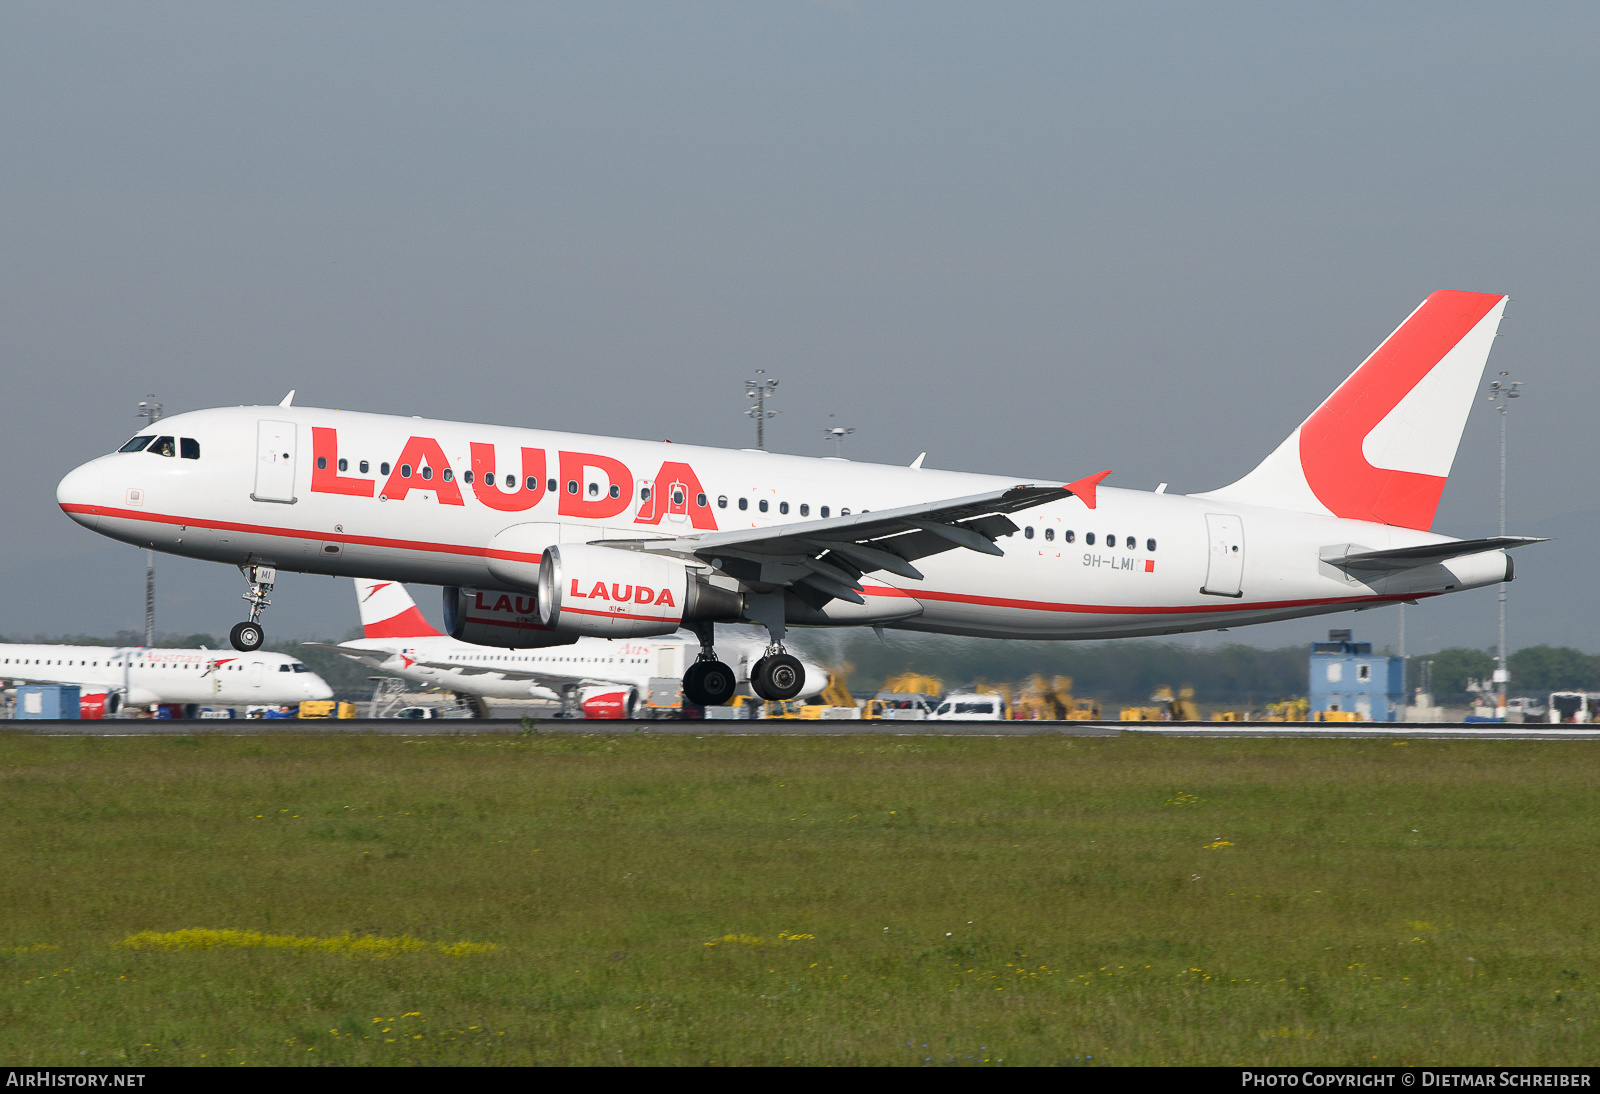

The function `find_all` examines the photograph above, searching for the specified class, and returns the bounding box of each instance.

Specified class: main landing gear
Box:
[229,564,276,652]
[681,623,737,707]
[750,649,805,702]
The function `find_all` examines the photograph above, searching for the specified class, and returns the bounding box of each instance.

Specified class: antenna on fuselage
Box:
[279,390,296,407]
[135,395,163,647]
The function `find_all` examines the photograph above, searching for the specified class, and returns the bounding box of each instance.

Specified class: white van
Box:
[931,693,1006,721]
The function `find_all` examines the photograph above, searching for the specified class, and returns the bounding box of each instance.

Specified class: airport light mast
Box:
[1486,372,1523,717]
[823,423,854,456]
[744,372,778,450]
[136,396,162,647]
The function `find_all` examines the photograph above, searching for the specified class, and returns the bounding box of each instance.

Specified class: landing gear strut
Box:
[230,564,276,652]
[681,623,736,707]
[741,592,807,701]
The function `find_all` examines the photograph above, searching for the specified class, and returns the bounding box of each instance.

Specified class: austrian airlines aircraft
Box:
[309,578,825,715]
[0,644,332,714]
[56,291,1538,706]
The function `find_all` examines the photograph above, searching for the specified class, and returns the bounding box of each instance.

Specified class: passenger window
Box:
[640,487,650,501]
[1147,538,1156,551]
[119,435,154,452]
[588,482,598,496]
[360,461,369,474]
[717,496,727,508]
[610,484,621,499]
[181,438,200,460]
[1086,532,1096,545]
[779,501,789,515]
[759,499,769,512]
[336,457,347,472]
[1024,526,1034,539]
[150,436,176,457]
[317,457,327,470]
[567,480,578,494]
[696,493,707,507]
[400,464,412,478]
[1065,530,1075,543]
[841,508,850,516]
[1106,533,1116,546]
[463,470,474,484]
[821,506,829,518]
[421,466,433,480]
[800,503,809,517]
[673,488,685,505]
[739,498,748,511]
[1126,536,1136,549]
[485,472,496,487]
[547,478,557,492]
[381,462,391,476]
[1044,528,1054,541]
[442,469,454,483]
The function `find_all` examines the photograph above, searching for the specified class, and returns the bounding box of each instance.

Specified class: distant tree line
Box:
[1413,646,1600,702]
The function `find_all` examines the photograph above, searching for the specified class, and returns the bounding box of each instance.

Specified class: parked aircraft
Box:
[56,291,1539,706]
[0,643,332,713]
[308,578,825,716]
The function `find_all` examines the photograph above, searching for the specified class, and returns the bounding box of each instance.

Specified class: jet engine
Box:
[442,586,579,650]
[579,686,637,720]
[538,544,743,639]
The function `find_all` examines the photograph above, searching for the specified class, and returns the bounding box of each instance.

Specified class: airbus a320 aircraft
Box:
[56,291,1539,706]
[309,578,825,715]
[0,643,332,714]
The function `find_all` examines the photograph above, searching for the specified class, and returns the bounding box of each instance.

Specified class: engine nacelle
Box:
[580,686,637,720]
[79,692,120,719]
[442,587,579,650]
[538,544,743,639]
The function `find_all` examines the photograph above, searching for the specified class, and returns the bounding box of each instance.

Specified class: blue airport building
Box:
[1309,630,1403,721]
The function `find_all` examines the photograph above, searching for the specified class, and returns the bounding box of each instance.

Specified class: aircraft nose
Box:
[56,461,104,529]
[308,677,334,700]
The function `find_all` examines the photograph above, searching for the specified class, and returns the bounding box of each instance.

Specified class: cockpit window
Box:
[278,664,291,672]
[291,663,309,673]
[180,438,200,460]
[120,435,154,453]
[149,436,176,457]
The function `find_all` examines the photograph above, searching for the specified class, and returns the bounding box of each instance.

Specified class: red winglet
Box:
[1065,470,1112,509]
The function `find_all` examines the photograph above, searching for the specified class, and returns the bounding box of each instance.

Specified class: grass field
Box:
[0,732,1595,1066]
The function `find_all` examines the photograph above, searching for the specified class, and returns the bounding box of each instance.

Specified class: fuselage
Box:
[56,405,1509,640]
[0,643,333,707]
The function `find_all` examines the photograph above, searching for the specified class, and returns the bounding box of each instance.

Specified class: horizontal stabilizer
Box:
[1319,536,1546,572]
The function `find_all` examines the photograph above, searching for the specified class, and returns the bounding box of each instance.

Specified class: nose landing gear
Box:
[681,622,736,707]
[229,564,276,652]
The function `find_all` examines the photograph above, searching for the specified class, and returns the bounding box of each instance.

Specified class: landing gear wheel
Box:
[751,654,805,702]
[683,660,737,707]
[230,621,264,652]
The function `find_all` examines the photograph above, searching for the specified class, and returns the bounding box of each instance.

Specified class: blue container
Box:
[15,685,81,720]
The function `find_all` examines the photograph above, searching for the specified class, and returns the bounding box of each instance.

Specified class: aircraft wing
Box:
[1320,536,1547,572]
[599,474,1108,608]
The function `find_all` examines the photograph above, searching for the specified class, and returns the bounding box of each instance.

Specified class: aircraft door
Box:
[1202,513,1245,597]
[249,661,264,689]
[253,421,298,503]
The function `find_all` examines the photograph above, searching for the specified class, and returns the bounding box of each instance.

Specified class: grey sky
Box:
[4,1,1596,654]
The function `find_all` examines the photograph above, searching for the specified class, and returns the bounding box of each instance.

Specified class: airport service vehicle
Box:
[308,578,825,717]
[56,291,1540,706]
[0,643,332,714]
[931,693,1007,721]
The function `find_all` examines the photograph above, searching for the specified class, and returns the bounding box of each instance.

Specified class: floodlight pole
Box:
[1486,373,1523,717]
[744,372,778,450]
[136,396,163,647]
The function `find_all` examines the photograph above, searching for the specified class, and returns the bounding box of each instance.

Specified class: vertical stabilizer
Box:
[1195,290,1508,530]
[355,579,442,639]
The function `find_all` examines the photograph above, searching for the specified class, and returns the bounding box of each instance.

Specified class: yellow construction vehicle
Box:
[1121,686,1199,722]
[297,700,358,719]
[1263,697,1310,722]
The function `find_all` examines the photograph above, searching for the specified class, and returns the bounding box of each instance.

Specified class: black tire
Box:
[683,660,737,707]
[751,654,805,702]
[230,621,264,652]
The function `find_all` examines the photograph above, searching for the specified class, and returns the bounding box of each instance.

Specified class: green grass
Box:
[0,732,1595,1066]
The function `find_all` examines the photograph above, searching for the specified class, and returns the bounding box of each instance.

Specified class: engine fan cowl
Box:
[442,586,579,649]
[538,544,742,638]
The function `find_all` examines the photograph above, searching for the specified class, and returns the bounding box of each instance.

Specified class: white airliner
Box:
[55,291,1539,706]
[309,578,825,716]
[0,643,333,714]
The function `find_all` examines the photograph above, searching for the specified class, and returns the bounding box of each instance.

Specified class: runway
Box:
[5,719,1600,740]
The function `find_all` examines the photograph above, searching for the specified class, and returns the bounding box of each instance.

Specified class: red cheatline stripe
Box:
[66,503,1439,620]
[463,615,556,630]
[859,583,1437,616]
[559,605,683,624]
[63,503,545,563]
